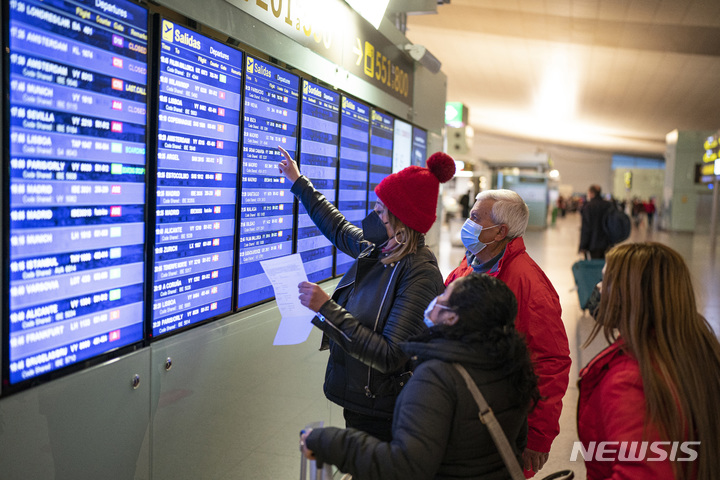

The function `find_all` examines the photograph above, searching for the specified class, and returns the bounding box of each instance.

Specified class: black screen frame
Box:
[2,0,152,395]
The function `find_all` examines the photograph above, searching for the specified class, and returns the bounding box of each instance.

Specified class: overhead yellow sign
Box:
[223,0,414,104]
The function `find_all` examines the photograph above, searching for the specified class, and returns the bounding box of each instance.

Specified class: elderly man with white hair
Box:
[445,189,571,478]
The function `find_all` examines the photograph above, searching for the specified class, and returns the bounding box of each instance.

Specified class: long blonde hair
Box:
[380,209,422,266]
[587,242,720,479]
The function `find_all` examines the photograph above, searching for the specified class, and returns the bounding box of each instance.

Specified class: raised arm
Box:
[278,146,369,258]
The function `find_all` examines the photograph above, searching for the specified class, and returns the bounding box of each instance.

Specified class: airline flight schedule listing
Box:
[368,110,394,207]
[297,80,340,282]
[3,0,418,391]
[152,21,243,336]
[7,0,149,384]
[335,97,370,276]
[237,57,299,309]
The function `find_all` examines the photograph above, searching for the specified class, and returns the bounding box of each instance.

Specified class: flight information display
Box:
[297,81,340,282]
[412,126,428,167]
[152,21,243,337]
[392,119,412,173]
[336,97,370,276]
[238,57,299,309]
[368,110,394,208]
[6,0,148,385]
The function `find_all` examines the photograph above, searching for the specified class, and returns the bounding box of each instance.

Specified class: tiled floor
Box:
[439,211,719,479]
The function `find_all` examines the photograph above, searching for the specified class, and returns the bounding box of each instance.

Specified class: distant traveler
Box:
[579,242,720,479]
[300,273,540,480]
[459,190,471,218]
[444,189,571,477]
[631,197,644,228]
[645,198,657,228]
[278,146,454,442]
[579,184,613,259]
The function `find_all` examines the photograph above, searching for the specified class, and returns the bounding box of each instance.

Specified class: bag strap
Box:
[453,363,525,480]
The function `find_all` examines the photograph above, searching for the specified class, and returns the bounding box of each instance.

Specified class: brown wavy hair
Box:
[586,242,720,479]
[380,208,422,266]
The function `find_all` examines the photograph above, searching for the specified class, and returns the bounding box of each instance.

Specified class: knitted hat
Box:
[375,152,456,234]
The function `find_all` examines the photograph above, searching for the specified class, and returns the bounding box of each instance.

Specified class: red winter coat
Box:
[577,339,677,480]
[445,237,571,459]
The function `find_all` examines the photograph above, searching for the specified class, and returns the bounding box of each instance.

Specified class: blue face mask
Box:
[423,297,454,328]
[423,298,437,328]
[460,219,500,255]
[362,211,389,245]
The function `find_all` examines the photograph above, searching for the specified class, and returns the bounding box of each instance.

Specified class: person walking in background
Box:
[444,189,571,478]
[579,184,612,259]
[644,197,657,229]
[631,197,645,227]
[578,242,720,480]
[301,273,540,480]
[557,195,567,217]
[278,146,454,442]
[459,190,471,218]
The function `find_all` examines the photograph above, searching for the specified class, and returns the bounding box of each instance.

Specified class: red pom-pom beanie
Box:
[375,152,456,234]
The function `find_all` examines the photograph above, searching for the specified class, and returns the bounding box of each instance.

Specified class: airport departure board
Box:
[392,118,412,173]
[297,81,340,282]
[237,57,299,309]
[336,97,370,276]
[368,110,393,208]
[7,0,148,384]
[151,21,242,337]
[411,126,428,167]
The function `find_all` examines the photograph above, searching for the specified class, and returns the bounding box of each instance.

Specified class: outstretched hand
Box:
[298,281,330,313]
[278,146,301,183]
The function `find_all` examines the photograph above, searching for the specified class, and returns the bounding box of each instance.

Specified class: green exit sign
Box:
[445,102,467,127]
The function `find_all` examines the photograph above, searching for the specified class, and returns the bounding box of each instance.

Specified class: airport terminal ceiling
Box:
[403,0,720,155]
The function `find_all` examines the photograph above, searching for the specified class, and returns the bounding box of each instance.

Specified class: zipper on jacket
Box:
[323,316,352,343]
[364,263,399,398]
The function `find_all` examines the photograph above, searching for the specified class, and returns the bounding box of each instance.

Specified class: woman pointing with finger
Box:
[279,146,454,441]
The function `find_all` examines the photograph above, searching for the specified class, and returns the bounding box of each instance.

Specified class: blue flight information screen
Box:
[238,57,299,309]
[7,0,148,385]
[392,118,412,173]
[412,126,428,167]
[297,81,340,282]
[336,97,370,276]
[368,110,394,208]
[151,21,243,337]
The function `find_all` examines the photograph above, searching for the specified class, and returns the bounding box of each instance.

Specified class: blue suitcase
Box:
[571,259,604,310]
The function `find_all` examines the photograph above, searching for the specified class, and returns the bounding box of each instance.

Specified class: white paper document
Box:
[260,253,317,345]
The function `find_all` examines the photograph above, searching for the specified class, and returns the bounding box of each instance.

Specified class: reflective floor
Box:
[439,210,720,478]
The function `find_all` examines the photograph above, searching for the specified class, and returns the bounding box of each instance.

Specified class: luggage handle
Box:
[300,421,334,480]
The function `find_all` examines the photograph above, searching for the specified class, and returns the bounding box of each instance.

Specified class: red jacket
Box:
[445,237,571,457]
[578,340,677,480]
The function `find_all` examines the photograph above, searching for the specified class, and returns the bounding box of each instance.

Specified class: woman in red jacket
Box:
[578,242,720,479]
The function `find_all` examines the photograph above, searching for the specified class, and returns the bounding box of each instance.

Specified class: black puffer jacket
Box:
[306,338,529,480]
[291,176,444,418]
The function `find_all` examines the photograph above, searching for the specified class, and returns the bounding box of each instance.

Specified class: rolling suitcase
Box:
[299,456,333,480]
[571,258,604,310]
[300,422,335,480]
